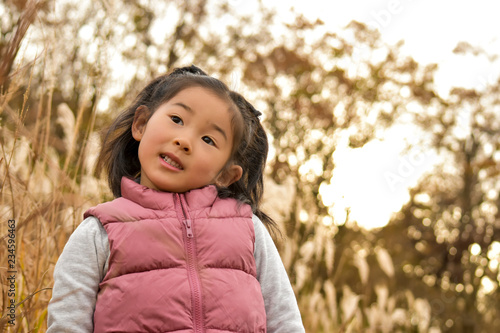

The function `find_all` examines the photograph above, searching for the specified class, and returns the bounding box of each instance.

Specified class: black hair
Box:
[219,90,279,237]
[96,65,279,237]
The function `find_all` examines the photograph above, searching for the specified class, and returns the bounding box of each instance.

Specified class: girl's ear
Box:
[132,106,150,141]
[216,164,243,188]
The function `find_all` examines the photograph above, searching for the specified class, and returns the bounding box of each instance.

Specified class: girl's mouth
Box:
[160,154,183,170]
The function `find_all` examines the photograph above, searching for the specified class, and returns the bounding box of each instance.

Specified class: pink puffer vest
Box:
[84,177,266,333]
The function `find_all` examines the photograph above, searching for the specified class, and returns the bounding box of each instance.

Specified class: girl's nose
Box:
[174,138,191,153]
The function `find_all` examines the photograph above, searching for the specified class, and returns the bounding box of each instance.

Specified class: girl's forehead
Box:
[170,85,226,99]
[167,86,235,112]
[163,87,234,117]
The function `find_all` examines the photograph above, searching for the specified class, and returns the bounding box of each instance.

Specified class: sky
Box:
[267,0,500,229]
[287,0,500,95]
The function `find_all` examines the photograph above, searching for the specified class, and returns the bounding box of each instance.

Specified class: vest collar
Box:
[120,177,219,211]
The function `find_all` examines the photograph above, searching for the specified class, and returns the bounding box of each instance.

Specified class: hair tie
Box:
[251,106,262,118]
[246,100,262,118]
[170,65,207,76]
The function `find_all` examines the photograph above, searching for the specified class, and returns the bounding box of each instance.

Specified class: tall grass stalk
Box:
[0,43,107,333]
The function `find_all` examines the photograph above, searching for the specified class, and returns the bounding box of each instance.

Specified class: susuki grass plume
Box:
[1,63,108,333]
[0,11,108,332]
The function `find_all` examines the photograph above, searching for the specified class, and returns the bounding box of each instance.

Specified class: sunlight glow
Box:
[470,243,482,256]
[480,276,497,295]
[322,125,439,229]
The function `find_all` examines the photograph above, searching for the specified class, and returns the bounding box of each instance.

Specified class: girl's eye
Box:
[171,115,183,125]
[202,136,215,146]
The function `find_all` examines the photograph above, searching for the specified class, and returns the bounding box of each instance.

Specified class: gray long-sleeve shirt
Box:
[47,215,305,332]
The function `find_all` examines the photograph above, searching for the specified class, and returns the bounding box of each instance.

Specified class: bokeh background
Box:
[1,0,500,332]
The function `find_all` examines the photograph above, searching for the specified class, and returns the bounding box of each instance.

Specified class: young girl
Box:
[47,65,305,333]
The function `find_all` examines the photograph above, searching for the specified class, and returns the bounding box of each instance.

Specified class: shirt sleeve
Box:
[47,217,110,333]
[253,215,305,333]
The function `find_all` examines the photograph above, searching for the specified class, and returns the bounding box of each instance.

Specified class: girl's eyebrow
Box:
[173,102,193,113]
[173,102,228,142]
[210,122,228,142]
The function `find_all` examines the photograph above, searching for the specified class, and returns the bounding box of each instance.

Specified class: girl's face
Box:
[132,86,242,193]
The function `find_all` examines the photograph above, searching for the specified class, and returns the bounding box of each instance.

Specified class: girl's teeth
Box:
[162,155,182,169]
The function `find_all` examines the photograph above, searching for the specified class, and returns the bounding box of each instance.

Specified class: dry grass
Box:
[0,51,109,331]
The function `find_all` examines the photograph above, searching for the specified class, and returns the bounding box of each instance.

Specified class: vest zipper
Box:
[176,193,204,333]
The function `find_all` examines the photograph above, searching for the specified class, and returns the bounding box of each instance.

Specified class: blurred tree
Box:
[378,52,500,332]
[235,17,443,331]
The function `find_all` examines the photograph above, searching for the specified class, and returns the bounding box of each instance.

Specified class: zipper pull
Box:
[184,219,193,238]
